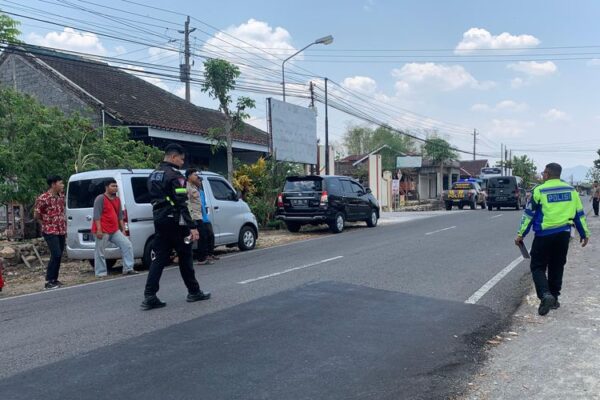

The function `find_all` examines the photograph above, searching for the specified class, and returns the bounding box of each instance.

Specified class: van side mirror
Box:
[235,190,242,201]
[365,188,372,194]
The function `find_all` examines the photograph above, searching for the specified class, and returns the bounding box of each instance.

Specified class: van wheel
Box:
[88,259,117,270]
[285,222,302,233]
[238,225,257,251]
[142,238,155,270]
[366,209,378,227]
[329,213,345,233]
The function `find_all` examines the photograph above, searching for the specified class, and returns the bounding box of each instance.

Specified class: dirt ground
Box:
[0,224,353,298]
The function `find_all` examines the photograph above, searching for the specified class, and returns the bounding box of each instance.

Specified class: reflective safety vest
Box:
[518,179,590,238]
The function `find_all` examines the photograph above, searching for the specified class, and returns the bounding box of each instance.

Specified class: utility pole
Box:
[472,129,478,161]
[179,16,196,102]
[309,81,315,109]
[501,143,504,175]
[325,78,330,175]
[508,149,512,175]
[505,147,509,175]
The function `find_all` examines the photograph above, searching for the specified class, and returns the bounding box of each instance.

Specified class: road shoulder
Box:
[463,216,600,400]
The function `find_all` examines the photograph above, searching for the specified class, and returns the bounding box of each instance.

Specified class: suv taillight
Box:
[320,191,329,206]
[277,193,284,208]
[123,209,130,236]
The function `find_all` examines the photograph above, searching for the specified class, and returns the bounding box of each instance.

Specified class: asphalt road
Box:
[0,208,536,399]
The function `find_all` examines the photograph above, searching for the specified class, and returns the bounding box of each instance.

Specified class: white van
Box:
[66,169,258,269]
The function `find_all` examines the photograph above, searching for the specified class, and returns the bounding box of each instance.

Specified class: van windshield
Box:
[67,178,110,209]
[284,179,323,192]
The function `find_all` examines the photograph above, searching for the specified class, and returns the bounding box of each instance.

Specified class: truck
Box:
[443,181,487,210]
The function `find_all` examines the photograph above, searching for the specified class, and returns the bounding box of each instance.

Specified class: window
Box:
[209,178,237,201]
[325,178,342,195]
[131,177,151,204]
[340,179,353,194]
[283,179,323,192]
[67,178,110,209]
[350,182,365,195]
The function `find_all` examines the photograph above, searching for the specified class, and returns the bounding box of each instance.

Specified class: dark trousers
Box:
[43,234,65,282]
[197,221,215,261]
[144,223,200,297]
[529,231,571,300]
[593,199,599,216]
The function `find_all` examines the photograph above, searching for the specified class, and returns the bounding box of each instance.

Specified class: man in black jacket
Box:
[141,144,211,310]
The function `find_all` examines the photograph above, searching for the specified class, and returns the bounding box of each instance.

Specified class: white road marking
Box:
[465,256,525,304]
[237,256,344,285]
[490,214,503,219]
[425,226,457,236]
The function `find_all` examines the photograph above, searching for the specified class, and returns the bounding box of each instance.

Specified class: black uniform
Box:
[144,161,200,297]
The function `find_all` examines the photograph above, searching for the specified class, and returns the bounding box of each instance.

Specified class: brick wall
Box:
[0,54,102,125]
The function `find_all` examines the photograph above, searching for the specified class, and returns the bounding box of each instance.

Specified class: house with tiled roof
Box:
[459,159,489,178]
[0,44,269,172]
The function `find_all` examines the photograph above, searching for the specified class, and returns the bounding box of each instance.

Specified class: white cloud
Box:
[510,77,526,89]
[364,0,376,11]
[587,59,600,67]
[27,28,107,55]
[392,62,494,92]
[114,46,127,55]
[455,28,540,53]
[507,61,557,76]
[489,119,534,138]
[541,108,570,122]
[471,100,528,113]
[341,76,377,95]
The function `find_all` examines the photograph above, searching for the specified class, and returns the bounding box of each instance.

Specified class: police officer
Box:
[515,163,589,316]
[141,144,211,310]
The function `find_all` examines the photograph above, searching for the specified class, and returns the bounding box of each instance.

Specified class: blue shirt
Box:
[199,189,210,223]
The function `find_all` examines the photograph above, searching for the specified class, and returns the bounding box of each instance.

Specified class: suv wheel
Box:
[285,222,302,233]
[329,212,345,233]
[366,209,378,227]
[238,225,257,251]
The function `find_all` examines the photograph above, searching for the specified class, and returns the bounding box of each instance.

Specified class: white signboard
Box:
[270,99,317,164]
[396,156,423,168]
[392,179,400,195]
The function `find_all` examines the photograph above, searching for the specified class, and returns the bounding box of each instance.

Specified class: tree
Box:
[342,124,415,170]
[0,12,20,43]
[0,88,162,206]
[510,155,538,187]
[594,149,600,170]
[201,58,255,182]
[586,167,600,183]
[423,136,457,195]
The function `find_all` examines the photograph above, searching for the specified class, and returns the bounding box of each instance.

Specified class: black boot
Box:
[538,293,556,316]
[141,295,166,310]
[187,291,211,302]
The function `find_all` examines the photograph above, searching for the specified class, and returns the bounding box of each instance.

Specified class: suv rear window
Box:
[67,178,110,209]
[284,178,323,192]
[488,178,516,187]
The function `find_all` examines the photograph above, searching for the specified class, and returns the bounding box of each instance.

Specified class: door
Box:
[123,174,154,257]
[66,175,115,254]
[206,177,242,245]
[339,179,356,218]
[350,181,371,218]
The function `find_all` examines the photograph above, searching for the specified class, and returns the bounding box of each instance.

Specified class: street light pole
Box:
[325,77,330,175]
[281,35,333,102]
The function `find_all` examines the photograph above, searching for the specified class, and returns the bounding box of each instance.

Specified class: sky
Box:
[4,0,600,175]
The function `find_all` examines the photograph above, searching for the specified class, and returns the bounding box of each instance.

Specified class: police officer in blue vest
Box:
[141,144,211,310]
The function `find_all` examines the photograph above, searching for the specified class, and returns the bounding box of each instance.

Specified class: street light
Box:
[281,35,333,102]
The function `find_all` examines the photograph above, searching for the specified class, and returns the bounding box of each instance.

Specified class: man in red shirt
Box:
[34,175,67,290]
[92,178,137,277]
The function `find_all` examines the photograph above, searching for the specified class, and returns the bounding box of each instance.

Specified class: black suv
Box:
[275,175,380,233]
[486,176,527,210]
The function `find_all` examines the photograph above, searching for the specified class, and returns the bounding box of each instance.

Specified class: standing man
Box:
[92,178,137,277]
[197,175,218,263]
[515,163,590,316]
[591,181,599,217]
[185,168,210,265]
[141,144,211,310]
[35,175,67,290]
